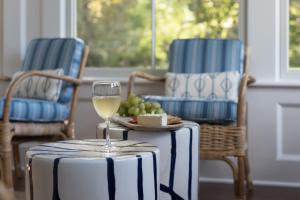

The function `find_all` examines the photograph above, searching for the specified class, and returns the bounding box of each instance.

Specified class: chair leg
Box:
[222,157,239,196]
[0,123,14,191]
[0,147,14,190]
[0,181,14,200]
[236,156,246,198]
[13,144,22,179]
[244,153,253,191]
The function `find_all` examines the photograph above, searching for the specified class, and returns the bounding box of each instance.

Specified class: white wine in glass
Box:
[92,81,121,151]
[93,96,121,119]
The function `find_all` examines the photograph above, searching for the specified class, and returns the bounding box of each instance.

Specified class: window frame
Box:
[280,0,300,80]
[68,0,247,80]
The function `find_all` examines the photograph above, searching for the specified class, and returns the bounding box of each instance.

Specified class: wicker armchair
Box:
[128,38,255,198]
[0,38,89,190]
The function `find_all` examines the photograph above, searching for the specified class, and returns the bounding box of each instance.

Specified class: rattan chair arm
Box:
[127,71,165,97]
[237,74,249,127]
[247,75,256,85]
[2,71,81,123]
[0,76,12,81]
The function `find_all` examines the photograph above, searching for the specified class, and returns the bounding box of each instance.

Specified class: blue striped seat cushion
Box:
[21,38,85,104]
[169,38,244,74]
[142,96,237,123]
[0,97,69,122]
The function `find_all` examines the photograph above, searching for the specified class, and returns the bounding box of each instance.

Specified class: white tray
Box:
[112,116,183,132]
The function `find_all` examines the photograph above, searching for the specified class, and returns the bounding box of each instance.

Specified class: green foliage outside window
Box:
[77,0,239,68]
[290,0,300,68]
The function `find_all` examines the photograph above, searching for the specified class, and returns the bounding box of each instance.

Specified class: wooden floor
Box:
[200,183,300,200]
[13,177,300,200]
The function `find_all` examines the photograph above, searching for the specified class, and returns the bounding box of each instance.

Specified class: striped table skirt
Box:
[98,121,199,200]
[25,140,160,200]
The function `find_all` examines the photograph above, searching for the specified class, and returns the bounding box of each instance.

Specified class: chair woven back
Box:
[169,38,244,74]
[21,38,85,104]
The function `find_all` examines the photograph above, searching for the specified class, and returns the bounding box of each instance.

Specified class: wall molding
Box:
[199,177,300,188]
[66,0,76,37]
[249,80,300,89]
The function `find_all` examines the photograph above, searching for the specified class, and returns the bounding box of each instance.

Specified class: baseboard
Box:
[199,177,300,188]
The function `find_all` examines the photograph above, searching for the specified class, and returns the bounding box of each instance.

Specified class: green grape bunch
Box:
[118,94,165,117]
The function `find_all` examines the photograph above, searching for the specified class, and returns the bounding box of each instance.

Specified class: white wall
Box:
[246,0,300,186]
[0,0,3,74]
[1,0,300,187]
[200,0,300,187]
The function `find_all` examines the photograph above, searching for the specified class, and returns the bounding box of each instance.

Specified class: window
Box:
[77,0,152,68]
[289,0,300,68]
[155,0,240,69]
[77,0,240,69]
[280,0,300,79]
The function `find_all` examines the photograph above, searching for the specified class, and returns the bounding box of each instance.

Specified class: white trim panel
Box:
[276,103,300,162]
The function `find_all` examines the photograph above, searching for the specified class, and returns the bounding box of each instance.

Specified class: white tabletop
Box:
[26,139,159,160]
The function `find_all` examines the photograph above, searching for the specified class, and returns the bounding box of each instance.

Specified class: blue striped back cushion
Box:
[169,39,244,74]
[21,38,85,103]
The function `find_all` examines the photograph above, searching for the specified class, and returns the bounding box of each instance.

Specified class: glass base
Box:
[97,144,119,156]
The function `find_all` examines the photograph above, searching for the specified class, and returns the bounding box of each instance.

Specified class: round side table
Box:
[25,139,159,200]
[98,121,199,200]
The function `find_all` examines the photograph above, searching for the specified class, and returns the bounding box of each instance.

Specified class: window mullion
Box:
[238,0,247,43]
[151,0,156,70]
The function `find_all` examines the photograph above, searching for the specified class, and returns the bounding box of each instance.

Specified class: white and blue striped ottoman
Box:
[98,121,199,200]
[25,140,159,200]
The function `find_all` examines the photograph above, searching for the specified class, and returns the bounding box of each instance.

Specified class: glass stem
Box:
[105,119,111,149]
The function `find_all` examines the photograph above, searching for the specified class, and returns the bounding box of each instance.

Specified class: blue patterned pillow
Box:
[165,71,240,102]
[12,69,64,102]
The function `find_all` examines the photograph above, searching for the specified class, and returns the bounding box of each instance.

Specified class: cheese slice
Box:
[137,114,167,126]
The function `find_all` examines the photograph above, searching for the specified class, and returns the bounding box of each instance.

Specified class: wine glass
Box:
[92,81,121,152]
